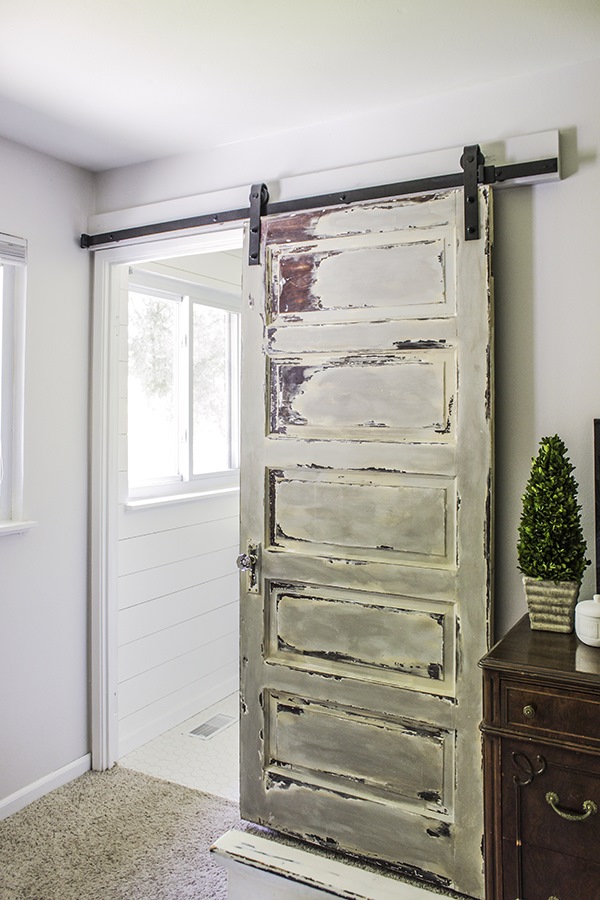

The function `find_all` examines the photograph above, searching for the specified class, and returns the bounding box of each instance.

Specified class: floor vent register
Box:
[190,713,236,740]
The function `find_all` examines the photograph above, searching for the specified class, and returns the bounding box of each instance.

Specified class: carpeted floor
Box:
[0,766,242,900]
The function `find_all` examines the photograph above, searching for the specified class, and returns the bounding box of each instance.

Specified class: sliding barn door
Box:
[239,187,493,898]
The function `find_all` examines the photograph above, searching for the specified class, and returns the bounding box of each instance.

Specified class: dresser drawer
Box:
[502,680,600,744]
[502,840,600,900]
[502,739,600,866]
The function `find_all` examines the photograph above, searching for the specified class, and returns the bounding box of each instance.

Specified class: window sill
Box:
[0,520,37,536]
[124,486,239,511]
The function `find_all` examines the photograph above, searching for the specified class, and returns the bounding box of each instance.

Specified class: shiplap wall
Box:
[117,249,242,757]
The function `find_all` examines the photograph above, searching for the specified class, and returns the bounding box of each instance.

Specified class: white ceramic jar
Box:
[575,594,600,647]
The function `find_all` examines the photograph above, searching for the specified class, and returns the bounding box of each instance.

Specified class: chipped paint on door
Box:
[269,582,452,686]
[239,188,493,899]
[269,349,455,440]
[268,468,455,562]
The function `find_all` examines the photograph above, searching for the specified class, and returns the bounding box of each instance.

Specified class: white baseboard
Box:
[118,672,239,759]
[0,754,91,821]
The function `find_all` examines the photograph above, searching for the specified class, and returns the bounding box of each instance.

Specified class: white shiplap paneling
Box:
[119,630,238,719]
[119,600,238,681]
[118,544,237,610]
[119,571,238,644]
[118,514,238,576]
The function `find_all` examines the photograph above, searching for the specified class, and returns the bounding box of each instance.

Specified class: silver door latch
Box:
[236,542,260,593]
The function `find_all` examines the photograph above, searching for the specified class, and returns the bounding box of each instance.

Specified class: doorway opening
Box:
[90,226,244,806]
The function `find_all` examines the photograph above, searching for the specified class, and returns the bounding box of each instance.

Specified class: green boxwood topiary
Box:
[517,434,591,584]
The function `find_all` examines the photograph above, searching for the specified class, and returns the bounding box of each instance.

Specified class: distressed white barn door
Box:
[239,187,493,898]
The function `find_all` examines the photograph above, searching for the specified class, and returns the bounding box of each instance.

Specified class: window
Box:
[0,232,30,532]
[127,267,240,500]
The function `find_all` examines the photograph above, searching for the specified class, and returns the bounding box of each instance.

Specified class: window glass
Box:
[192,303,231,475]
[128,290,179,487]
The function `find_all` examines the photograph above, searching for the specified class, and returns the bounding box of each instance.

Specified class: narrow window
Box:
[0,232,29,531]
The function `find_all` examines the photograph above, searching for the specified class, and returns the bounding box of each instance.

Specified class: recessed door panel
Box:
[266,693,455,815]
[269,227,456,324]
[267,581,453,688]
[269,349,455,441]
[268,467,455,566]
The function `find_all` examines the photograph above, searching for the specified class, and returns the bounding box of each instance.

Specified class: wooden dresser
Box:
[480,614,600,900]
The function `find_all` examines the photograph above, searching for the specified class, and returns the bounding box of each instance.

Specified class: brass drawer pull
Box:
[522,704,536,718]
[545,791,598,821]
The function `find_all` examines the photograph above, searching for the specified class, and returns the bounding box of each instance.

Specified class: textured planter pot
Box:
[523,576,580,633]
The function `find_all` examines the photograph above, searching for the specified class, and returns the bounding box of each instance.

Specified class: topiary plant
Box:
[517,434,591,584]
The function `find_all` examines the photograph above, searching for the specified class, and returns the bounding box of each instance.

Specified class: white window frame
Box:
[0,234,35,535]
[126,267,241,504]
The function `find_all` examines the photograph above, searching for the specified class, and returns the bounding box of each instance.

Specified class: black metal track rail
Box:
[80,153,558,250]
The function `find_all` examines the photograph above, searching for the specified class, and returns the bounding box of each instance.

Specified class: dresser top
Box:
[480,613,600,687]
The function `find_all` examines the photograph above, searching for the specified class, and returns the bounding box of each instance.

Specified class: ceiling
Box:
[1,0,599,172]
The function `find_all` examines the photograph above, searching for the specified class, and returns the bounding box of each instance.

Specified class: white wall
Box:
[0,137,93,808]
[95,56,600,639]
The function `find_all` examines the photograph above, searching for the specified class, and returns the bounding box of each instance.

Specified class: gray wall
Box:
[0,136,93,805]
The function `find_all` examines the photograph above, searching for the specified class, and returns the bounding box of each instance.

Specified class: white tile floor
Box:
[119,692,239,803]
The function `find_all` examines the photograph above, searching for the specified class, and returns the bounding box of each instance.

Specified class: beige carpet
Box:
[0,766,242,899]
